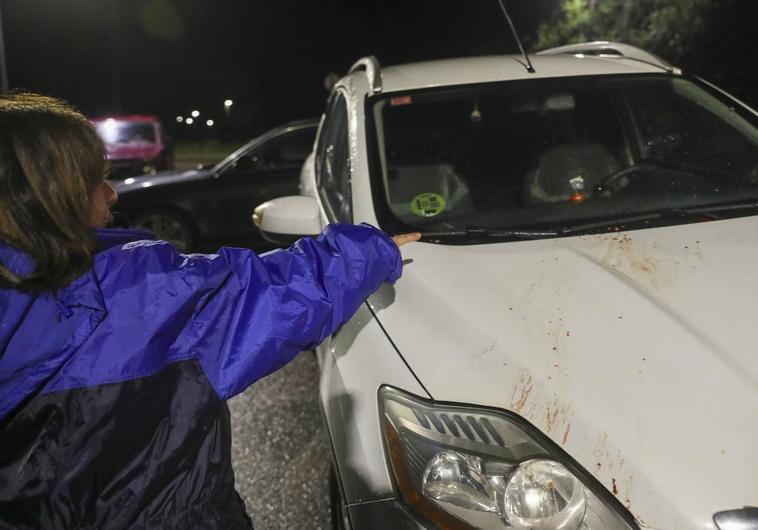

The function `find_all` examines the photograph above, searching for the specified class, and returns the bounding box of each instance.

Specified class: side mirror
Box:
[253,196,322,246]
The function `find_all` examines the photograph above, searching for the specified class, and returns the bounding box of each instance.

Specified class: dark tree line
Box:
[535,0,758,107]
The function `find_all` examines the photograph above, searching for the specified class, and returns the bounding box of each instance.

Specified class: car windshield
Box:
[368,74,758,240]
[96,120,157,144]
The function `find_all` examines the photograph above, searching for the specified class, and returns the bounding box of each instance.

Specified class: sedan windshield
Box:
[96,121,158,144]
[368,75,758,240]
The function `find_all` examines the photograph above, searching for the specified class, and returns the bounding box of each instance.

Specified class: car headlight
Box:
[380,386,638,529]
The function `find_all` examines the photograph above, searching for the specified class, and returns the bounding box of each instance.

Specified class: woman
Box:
[0,93,419,528]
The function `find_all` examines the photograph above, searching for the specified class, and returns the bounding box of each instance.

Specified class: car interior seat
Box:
[523,142,622,204]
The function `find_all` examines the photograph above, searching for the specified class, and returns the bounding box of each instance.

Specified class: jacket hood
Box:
[369,215,758,530]
[0,228,154,275]
[0,229,154,421]
[0,243,34,278]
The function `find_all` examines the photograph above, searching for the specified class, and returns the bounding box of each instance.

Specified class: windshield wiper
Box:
[422,226,560,241]
[561,201,758,235]
[561,211,668,235]
[676,198,758,215]
[421,199,758,241]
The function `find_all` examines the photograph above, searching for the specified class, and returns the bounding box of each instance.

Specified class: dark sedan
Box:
[113,120,318,251]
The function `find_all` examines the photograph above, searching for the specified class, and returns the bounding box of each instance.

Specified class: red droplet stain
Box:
[612,478,619,496]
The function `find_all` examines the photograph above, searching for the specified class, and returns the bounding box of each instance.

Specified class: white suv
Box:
[257,42,758,530]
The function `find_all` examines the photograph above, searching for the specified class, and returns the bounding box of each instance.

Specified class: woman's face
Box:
[88,180,118,228]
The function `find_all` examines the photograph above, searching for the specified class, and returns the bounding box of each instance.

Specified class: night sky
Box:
[3,0,757,140]
[3,0,554,138]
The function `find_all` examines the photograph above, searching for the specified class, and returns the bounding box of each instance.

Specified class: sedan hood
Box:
[112,169,211,193]
[370,216,758,530]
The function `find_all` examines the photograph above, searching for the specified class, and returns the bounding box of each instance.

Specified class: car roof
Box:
[376,54,669,93]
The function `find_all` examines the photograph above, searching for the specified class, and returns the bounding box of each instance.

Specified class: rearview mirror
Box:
[253,196,322,246]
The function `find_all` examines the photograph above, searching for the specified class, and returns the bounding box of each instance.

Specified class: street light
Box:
[185,117,194,125]
[206,119,214,127]
[222,100,234,134]
[191,110,200,118]
[176,116,184,123]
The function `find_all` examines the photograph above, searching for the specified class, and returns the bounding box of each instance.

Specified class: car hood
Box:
[112,169,212,193]
[106,143,163,161]
[369,215,758,530]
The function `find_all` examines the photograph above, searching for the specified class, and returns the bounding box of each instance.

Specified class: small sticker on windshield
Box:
[390,96,413,106]
[410,193,446,217]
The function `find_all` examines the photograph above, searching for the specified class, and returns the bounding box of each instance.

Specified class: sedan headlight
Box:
[380,387,638,529]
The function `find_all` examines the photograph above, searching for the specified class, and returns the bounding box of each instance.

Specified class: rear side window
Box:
[316,93,352,223]
[250,127,316,170]
[223,127,316,176]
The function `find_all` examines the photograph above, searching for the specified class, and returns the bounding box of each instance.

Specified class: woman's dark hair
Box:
[0,93,107,291]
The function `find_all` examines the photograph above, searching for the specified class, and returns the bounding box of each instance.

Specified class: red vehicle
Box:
[91,115,173,178]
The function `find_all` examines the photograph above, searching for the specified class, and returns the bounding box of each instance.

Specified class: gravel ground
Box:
[229,352,332,530]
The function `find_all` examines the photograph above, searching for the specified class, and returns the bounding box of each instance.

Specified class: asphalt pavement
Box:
[229,351,332,530]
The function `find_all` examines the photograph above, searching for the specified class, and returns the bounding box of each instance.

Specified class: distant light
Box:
[206,119,214,127]
[124,177,136,185]
[191,110,200,118]
[100,118,119,143]
[176,116,184,123]
[185,117,194,125]
[224,99,233,108]
[141,182,153,188]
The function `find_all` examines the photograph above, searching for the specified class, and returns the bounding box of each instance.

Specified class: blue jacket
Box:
[0,224,402,529]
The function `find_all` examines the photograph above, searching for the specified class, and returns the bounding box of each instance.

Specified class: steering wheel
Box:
[593,162,668,197]
[595,161,723,199]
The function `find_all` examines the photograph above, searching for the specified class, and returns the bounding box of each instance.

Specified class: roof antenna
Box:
[496,0,536,73]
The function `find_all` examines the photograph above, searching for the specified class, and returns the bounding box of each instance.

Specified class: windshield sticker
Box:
[390,96,413,106]
[410,193,446,217]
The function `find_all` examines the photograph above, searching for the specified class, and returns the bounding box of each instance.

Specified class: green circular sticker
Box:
[410,193,446,217]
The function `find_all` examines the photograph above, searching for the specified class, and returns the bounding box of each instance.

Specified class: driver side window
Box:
[316,92,352,223]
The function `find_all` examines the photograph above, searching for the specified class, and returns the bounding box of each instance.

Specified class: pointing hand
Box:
[392,233,422,247]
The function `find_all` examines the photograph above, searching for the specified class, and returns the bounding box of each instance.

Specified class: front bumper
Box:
[347,499,426,529]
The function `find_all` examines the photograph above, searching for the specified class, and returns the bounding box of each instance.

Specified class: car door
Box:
[204,126,316,246]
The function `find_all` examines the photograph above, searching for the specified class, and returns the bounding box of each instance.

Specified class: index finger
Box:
[392,233,422,247]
